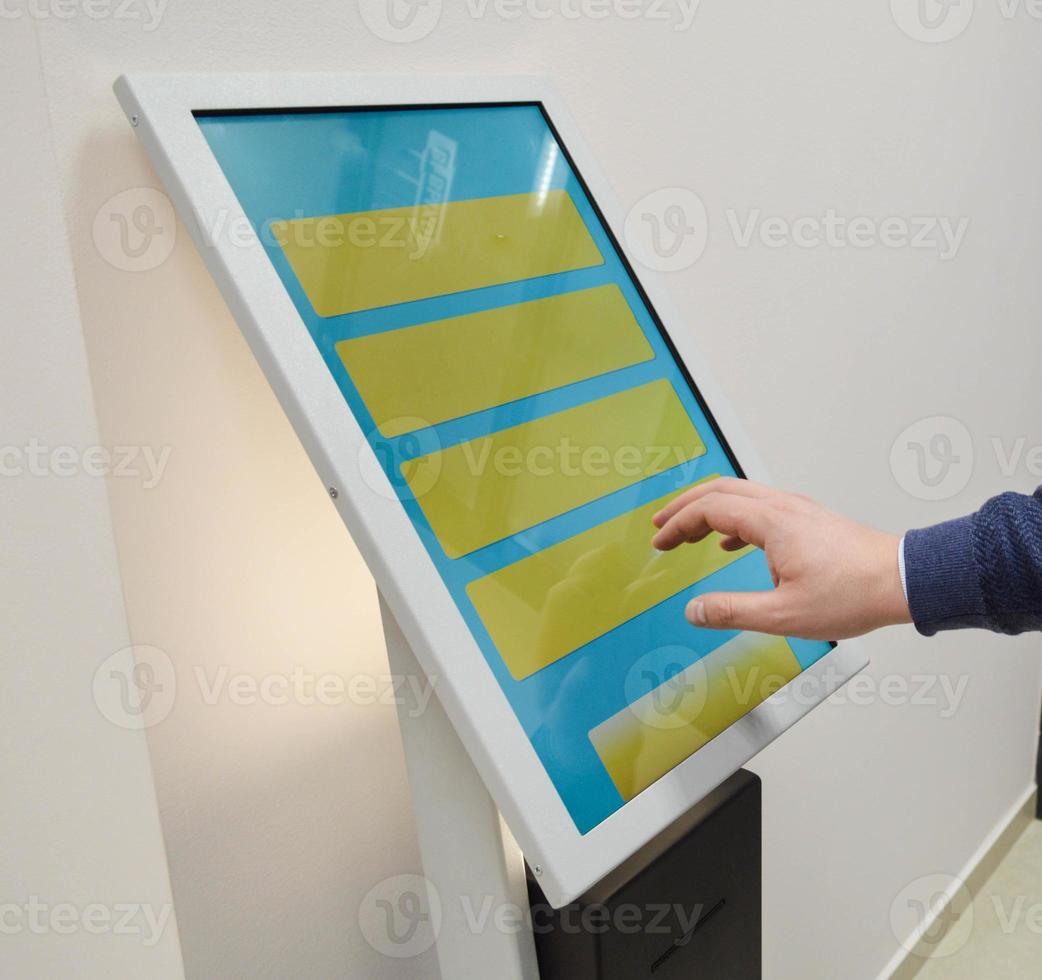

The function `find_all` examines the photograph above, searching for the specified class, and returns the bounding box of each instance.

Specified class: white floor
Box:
[915,821,1042,979]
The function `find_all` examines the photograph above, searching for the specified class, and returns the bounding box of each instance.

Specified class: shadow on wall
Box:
[71,124,440,980]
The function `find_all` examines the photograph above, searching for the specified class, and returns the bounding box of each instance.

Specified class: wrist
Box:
[873,532,913,627]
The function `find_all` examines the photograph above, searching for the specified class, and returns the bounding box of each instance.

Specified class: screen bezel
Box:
[116,73,868,908]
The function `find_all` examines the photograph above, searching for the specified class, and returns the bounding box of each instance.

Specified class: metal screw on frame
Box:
[328,487,339,500]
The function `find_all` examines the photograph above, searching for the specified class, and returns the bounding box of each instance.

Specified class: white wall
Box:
[1,16,183,980]
[14,2,1042,978]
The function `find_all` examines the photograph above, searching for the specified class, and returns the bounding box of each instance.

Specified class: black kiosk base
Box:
[527,769,761,980]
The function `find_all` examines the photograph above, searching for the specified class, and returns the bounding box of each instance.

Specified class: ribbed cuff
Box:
[897,534,909,605]
[904,515,988,636]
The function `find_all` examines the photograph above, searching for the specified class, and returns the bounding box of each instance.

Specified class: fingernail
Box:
[689,600,707,625]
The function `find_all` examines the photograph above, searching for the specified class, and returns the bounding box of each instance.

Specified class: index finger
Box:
[651,477,775,529]
[652,491,775,552]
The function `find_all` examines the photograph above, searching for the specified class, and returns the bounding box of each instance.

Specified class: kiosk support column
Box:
[380,595,541,980]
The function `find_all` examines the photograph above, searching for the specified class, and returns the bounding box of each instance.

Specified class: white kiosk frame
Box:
[115,74,868,952]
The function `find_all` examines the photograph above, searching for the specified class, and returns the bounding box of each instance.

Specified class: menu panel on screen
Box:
[196,104,832,833]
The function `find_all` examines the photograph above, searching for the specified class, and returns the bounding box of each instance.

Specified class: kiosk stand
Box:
[525,771,762,979]
[381,597,541,980]
[384,595,762,980]
[117,73,867,980]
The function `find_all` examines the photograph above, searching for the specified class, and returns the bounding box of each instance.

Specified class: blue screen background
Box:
[197,105,831,833]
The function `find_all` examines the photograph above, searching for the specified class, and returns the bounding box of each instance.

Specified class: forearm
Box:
[904,488,1042,635]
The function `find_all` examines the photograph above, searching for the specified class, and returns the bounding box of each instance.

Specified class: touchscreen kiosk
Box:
[117,75,868,908]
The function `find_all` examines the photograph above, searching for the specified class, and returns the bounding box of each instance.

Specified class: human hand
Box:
[651,477,911,640]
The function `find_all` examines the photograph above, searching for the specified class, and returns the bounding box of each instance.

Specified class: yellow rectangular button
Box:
[406,380,705,559]
[466,479,748,680]
[589,632,802,801]
[336,286,653,437]
[272,190,604,317]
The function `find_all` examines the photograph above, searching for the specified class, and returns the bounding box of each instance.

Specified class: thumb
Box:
[686,590,785,634]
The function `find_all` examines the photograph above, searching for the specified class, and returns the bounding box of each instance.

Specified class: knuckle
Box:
[679,498,712,533]
[781,493,813,513]
[768,600,797,635]
[709,495,736,521]
[674,508,699,536]
[711,595,737,627]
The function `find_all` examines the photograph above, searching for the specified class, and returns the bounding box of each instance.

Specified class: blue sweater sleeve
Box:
[904,487,1042,635]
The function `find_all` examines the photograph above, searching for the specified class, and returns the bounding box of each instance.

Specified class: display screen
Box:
[197,104,832,833]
